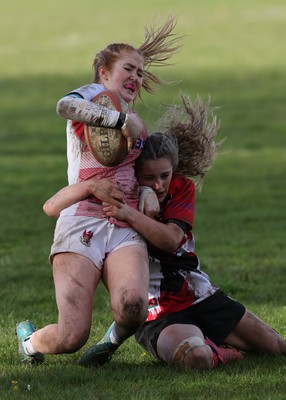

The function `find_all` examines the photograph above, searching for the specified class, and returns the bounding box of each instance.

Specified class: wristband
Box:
[121,114,129,131]
[115,112,126,129]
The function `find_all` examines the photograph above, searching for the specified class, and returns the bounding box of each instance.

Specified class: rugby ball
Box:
[84,91,129,167]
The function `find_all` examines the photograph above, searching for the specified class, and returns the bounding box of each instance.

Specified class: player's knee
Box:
[251,330,286,355]
[187,346,214,369]
[118,292,147,328]
[268,335,286,355]
[171,337,214,370]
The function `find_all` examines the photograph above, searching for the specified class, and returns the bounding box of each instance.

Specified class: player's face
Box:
[137,157,173,203]
[100,50,144,103]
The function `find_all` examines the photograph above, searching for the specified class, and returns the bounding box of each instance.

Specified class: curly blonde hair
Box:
[137,95,224,188]
[92,15,181,94]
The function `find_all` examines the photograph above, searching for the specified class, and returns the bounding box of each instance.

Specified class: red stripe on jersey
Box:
[160,175,195,228]
[72,120,85,141]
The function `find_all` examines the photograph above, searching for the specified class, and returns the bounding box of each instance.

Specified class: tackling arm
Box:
[43,179,125,218]
[102,202,184,253]
[43,182,90,218]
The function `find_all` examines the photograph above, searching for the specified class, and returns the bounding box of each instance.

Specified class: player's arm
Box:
[121,113,143,151]
[56,94,142,148]
[56,94,125,128]
[43,182,90,218]
[43,179,124,218]
[102,202,184,253]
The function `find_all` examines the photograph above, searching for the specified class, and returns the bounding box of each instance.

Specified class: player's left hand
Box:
[102,201,129,220]
[139,187,160,218]
[88,178,125,206]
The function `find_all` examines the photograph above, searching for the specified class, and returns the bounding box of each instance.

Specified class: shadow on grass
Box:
[1,355,286,400]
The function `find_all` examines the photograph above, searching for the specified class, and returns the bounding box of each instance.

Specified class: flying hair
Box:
[137,15,183,93]
[154,95,224,189]
[92,15,182,94]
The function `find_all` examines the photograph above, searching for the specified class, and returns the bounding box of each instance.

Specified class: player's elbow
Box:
[56,96,75,118]
[43,200,59,218]
[56,95,81,118]
[162,236,181,253]
[161,224,184,253]
[56,97,66,117]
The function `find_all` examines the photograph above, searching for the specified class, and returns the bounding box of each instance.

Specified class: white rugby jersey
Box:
[60,83,147,226]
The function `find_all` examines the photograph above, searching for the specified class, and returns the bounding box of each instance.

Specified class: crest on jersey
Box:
[80,229,94,247]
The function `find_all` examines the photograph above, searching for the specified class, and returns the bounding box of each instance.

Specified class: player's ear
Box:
[98,65,109,81]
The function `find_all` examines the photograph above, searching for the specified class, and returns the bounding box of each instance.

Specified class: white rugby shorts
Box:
[50,215,147,270]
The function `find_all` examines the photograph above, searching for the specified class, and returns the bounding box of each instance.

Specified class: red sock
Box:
[205,337,244,367]
[205,338,222,366]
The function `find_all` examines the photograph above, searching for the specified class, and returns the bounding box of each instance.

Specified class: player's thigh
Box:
[103,244,149,306]
[224,309,284,353]
[157,324,205,365]
[53,252,101,327]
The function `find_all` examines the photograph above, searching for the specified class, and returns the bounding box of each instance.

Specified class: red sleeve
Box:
[72,121,85,142]
[161,176,195,228]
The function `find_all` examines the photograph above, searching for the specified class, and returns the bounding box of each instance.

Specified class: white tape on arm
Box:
[56,96,120,127]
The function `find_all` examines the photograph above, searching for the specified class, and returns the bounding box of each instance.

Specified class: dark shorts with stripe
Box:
[135,289,246,360]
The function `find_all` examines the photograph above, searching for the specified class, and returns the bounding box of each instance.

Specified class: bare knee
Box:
[171,338,214,370]
[115,291,148,331]
[265,335,286,355]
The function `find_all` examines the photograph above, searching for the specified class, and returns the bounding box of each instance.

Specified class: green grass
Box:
[1,0,286,399]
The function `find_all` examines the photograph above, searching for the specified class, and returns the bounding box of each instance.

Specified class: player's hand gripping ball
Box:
[84,91,129,167]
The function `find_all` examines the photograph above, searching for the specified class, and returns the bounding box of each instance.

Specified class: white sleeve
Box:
[56,84,122,128]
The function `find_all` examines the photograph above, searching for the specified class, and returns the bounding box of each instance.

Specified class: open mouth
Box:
[156,191,165,200]
[124,83,136,93]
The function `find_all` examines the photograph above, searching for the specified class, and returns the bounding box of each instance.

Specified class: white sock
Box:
[109,326,124,345]
[22,334,37,355]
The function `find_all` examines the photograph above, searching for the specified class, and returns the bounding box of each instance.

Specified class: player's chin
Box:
[121,90,138,103]
[157,192,166,202]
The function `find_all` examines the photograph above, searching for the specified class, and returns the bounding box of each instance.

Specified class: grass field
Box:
[1,0,286,399]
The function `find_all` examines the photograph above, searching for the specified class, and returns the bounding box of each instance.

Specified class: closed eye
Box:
[143,176,155,182]
[124,64,143,78]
